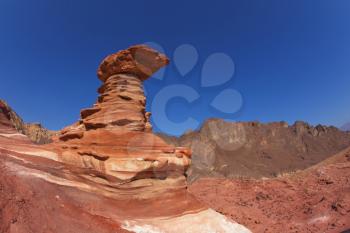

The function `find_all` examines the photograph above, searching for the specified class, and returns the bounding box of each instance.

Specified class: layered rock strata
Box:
[0,100,55,144]
[55,45,191,182]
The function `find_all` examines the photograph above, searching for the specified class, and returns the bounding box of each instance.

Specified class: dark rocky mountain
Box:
[0,100,55,144]
[158,119,350,181]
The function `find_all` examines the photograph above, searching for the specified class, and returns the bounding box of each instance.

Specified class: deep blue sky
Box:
[0,0,349,135]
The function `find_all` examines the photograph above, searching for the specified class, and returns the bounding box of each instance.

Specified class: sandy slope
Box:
[189,147,350,233]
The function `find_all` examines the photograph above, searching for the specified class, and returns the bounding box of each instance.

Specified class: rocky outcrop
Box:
[0,45,251,232]
[158,119,350,180]
[0,100,55,144]
[0,100,24,132]
[23,122,55,144]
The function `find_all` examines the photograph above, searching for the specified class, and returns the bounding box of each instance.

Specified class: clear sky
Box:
[0,0,349,135]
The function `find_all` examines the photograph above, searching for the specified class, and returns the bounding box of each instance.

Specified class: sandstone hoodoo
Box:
[55,45,192,182]
[89,44,170,132]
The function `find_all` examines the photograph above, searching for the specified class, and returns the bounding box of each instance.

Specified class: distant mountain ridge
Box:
[158,119,350,181]
[341,122,350,131]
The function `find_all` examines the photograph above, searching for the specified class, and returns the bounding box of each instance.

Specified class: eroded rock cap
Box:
[97,45,169,82]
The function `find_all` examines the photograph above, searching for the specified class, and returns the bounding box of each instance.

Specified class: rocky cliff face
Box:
[0,100,55,144]
[158,119,350,180]
[0,45,250,233]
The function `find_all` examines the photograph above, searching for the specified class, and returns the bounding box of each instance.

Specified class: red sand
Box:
[189,148,350,233]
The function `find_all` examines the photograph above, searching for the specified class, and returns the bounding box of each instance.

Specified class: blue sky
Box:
[0,0,349,135]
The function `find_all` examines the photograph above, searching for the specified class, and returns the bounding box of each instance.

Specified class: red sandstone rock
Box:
[97,45,169,82]
[0,101,32,143]
[55,45,193,182]
[0,99,55,144]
